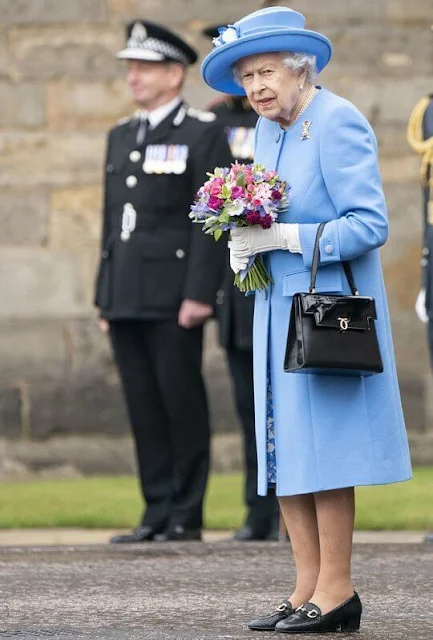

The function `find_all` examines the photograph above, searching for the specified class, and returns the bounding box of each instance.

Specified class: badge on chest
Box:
[143,144,189,174]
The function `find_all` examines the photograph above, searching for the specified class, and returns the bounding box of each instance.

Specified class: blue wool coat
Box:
[253,87,412,497]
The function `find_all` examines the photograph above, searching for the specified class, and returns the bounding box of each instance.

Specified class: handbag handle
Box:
[309,222,359,295]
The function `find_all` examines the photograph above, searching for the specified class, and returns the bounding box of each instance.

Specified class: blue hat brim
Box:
[201,29,332,96]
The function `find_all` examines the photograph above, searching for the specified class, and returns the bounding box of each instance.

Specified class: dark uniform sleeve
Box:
[94,130,113,308]
[182,121,233,305]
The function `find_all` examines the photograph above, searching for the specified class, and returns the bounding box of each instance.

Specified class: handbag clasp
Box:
[338,317,350,331]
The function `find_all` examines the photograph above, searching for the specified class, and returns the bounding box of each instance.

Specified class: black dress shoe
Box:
[275,592,362,634]
[110,526,157,544]
[153,525,202,541]
[248,600,294,631]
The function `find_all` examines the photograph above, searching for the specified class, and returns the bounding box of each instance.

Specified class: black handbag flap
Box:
[300,293,377,331]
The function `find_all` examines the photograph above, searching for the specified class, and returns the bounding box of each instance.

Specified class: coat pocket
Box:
[282,265,343,297]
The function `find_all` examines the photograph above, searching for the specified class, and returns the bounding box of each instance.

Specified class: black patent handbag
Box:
[284,222,384,377]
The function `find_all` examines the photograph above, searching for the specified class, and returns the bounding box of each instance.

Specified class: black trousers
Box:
[109,320,210,531]
[226,347,279,534]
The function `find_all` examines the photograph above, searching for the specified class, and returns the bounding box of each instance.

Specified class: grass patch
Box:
[0,468,431,530]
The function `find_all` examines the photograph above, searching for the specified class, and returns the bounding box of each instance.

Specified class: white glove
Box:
[228,224,301,274]
[415,288,429,324]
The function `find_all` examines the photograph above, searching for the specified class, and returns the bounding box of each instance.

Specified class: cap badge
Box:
[129,22,148,47]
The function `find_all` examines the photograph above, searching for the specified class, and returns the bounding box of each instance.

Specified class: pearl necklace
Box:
[289,85,318,126]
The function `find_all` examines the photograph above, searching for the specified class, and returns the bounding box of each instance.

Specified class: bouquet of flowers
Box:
[189,162,290,292]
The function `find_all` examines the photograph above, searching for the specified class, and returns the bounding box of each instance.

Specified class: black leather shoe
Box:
[110,526,158,544]
[248,600,294,631]
[275,593,362,633]
[153,525,202,541]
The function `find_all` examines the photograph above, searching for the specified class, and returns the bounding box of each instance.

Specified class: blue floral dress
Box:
[266,368,277,484]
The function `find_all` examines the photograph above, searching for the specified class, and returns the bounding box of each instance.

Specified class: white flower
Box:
[227,199,246,216]
[212,26,238,48]
[221,27,238,43]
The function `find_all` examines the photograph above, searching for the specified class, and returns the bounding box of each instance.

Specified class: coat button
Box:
[106,164,114,173]
[216,289,224,305]
[324,243,334,254]
[129,150,141,162]
[176,249,185,259]
[422,247,430,256]
[102,250,109,259]
[126,175,137,188]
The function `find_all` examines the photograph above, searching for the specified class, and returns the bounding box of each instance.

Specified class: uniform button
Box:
[324,243,333,254]
[216,289,224,305]
[422,247,430,256]
[126,175,137,188]
[102,250,109,259]
[421,258,428,267]
[176,249,185,259]
[106,164,114,173]
[129,150,141,162]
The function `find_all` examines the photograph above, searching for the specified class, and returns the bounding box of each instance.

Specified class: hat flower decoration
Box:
[212,25,239,48]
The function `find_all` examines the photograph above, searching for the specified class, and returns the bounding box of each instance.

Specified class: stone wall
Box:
[1,0,433,474]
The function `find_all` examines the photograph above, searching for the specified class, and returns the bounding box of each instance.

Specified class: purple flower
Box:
[231,186,245,199]
[260,214,273,229]
[208,196,224,211]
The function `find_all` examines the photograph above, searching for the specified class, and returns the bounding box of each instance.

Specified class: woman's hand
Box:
[228,224,301,273]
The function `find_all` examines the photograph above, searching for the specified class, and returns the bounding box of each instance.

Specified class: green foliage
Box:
[0,470,431,530]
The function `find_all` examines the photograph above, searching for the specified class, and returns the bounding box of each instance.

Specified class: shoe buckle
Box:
[307,610,319,619]
[275,603,287,612]
[297,606,319,619]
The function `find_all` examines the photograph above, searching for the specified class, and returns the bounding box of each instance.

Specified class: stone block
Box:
[64,318,118,381]
[9,26,122,81]
[0,386,22,439]
[29,379,129,439]
[0,0,107,24]
[46,79,133,132]
[381,182,423,263]
[108,0,139,20]
[0,133,105,187]
[323,25,432,79]
[0,320,69,381]
[0,83,45,128]
[379,155,420,184]
[49,186,102,250]
[0,249,91,319]
[0,188,49,247]
[385,0,433,24]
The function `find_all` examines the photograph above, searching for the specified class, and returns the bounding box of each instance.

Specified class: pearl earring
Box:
[299,84,304,90]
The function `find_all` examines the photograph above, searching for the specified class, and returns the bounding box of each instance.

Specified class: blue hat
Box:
[201,7,332,95]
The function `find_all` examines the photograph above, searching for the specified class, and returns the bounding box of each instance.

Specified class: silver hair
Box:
[233,51,318,87]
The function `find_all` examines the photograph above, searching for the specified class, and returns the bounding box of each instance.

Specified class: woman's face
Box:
[237,52,304,126]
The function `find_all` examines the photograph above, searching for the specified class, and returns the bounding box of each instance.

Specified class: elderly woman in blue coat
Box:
[201,6,412,635]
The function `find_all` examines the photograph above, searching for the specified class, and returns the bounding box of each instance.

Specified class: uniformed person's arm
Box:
[183,121,233,305]
[95,130,113,332]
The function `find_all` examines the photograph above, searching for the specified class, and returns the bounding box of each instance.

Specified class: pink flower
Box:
[231,186,245,199]
[252,198,261,206]
[247,184,254,192]
[208,196,224,210]
[210,185,222,196]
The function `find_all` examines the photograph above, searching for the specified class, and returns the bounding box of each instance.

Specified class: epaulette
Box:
[186,107,216,123]
[115,111,140,127]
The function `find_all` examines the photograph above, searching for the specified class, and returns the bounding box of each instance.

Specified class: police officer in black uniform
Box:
[408,95,433,358]
[95,20,232,543]
[202,24,280,541]
[407,95,433,546]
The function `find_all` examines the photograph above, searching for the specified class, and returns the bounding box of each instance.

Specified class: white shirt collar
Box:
[140,96,182,130]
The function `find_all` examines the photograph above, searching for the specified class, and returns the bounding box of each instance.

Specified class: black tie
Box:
[136,114,148,145]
